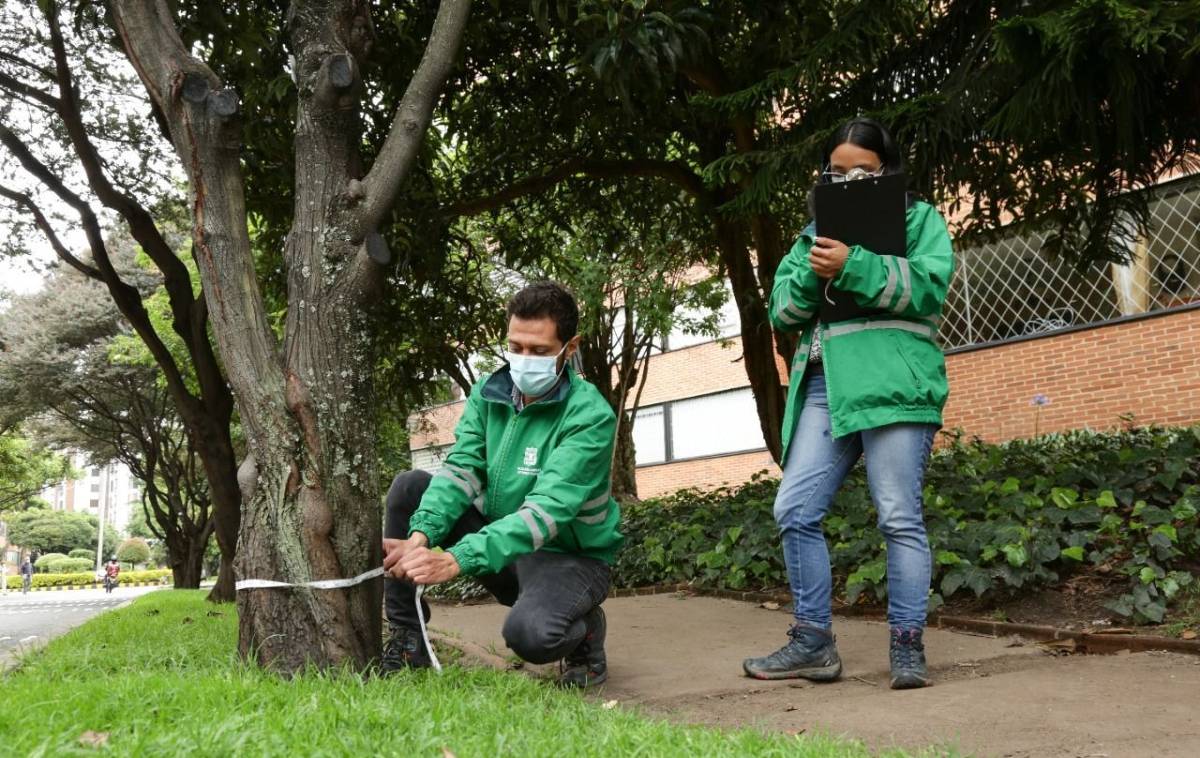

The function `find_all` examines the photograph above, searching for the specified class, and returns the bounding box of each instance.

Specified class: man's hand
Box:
[382,532,428,579]
[810,237,851,278]
[398,547,461,586]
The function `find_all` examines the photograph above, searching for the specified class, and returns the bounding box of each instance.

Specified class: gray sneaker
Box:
[889,627,931,689]
[559,605,608,688]
[743,623,843,681]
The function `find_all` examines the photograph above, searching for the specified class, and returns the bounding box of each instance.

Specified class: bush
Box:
[24,569,173,589]
[34,553,68,572]
[68,548,96,563]
[45,558,94,574]
[615,425,1200,625]
[116,538,151,566]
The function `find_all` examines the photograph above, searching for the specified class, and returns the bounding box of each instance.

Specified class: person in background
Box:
[104,558,120,594]
[21,556,34,594]
[742,117,954,690]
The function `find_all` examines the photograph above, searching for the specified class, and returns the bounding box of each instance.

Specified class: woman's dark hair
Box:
[506,281,579,343]
[819,117,905,181]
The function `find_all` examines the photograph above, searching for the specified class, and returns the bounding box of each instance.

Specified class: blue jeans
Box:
[774,369,936,629]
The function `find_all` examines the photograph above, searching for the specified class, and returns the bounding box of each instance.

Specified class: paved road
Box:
[0,585,163,666]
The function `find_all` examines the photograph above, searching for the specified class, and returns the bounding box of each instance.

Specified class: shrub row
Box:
[10,569,173,589]
[614,426,1200,624]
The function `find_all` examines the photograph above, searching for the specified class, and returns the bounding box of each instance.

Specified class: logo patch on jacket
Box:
[517,446,540,476]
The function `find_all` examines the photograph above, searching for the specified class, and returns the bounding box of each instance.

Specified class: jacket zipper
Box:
[489,409,522,511]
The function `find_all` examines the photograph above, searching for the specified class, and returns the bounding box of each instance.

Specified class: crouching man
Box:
[382,282,622,688]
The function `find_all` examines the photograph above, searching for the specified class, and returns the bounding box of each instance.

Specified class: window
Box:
[670,389,764,459]
[631,388,767,466]
[89,499,100,509]
[941,176,1200,350]
[630,406,666,465]
[91,467,101,477]
[91,482,101,493]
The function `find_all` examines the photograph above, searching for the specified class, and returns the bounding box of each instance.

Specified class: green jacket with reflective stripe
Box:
[407,366,623,577]
[769,200,955,457]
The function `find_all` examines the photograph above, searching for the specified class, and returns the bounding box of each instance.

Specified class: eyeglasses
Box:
[822,166,885,183]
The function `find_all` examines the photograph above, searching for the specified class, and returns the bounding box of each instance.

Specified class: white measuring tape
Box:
[236,566,442,672]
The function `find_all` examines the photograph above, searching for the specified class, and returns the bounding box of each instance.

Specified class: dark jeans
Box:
[385,470,611,664]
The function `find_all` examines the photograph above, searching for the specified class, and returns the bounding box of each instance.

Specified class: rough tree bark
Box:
[109,0,472,672]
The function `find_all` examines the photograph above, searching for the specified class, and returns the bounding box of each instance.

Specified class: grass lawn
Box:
[0,591,921,756]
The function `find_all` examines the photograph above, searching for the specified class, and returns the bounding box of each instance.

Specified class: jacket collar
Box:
[481,364,575,408]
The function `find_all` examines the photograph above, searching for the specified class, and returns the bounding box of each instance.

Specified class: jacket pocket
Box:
[894,344,924,391]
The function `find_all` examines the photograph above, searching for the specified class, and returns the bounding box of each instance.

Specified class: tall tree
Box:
[0,261,215,589]
[0,1,242,602]
[440,1,1200,463]
[101,0,471,672]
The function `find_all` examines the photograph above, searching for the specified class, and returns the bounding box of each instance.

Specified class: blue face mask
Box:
[506,344,568,398]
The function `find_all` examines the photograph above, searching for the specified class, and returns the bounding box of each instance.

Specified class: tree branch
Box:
[41,3,200,334]
[110,0,286,435]
[0,123,195,408]
[443,158,708,218]
[0,70,61,110]
[0,183,103,280]
[356,0,472,233]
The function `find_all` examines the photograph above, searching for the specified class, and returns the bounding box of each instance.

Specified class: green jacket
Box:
[408,366,624,576]
[769,200,955,456]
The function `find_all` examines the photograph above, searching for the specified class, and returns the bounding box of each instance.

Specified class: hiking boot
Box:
[381,623,431,674]
[559,605,608,688]
[742,623,842,681]
[889,627,931,689]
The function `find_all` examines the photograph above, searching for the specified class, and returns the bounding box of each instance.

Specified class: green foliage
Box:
[616,426,1200,625]
[22,568,171,589]
[116,537,152,566]
[68,548,96,562]
[43,557,94,574]
[4,509,117,556]
[33,553,69,572]
[0,433,73,511]
[0,591,885,756]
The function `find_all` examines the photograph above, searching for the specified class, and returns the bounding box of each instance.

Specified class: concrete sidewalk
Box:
[430,592,1200,758]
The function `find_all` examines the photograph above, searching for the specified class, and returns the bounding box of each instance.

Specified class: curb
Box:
[4,580,170,593]
[608,583,1200,657]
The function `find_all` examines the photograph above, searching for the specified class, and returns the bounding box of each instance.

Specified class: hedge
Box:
[614,425,1200,625]
[16,569,173,589]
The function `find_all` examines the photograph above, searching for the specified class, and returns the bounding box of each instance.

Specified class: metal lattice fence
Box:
[941,175,1200,350]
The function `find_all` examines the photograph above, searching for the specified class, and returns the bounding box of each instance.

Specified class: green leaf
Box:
[1061,546,1085,561]
[1096,490,1117,509]
[1139,566,1156,585]
[1050,487,1079,509]
[935,550,962,566]
[1002,543,1028,567]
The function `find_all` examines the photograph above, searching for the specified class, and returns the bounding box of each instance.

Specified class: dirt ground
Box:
[429,593,1200,757]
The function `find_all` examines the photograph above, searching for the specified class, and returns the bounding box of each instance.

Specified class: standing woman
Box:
[742,117,954,689]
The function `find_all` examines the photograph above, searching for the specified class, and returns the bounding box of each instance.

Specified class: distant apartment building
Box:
[40,452,142,534]
[410,173,1200,498]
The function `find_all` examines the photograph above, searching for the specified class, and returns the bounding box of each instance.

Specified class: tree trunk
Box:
[713,216,786,462]
[109,0,470,673]
[169,533,206,589]
[611,413,639,502]
[196,424,239,602]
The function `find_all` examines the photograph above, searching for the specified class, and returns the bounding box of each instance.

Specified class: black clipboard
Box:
[812,172,908,323]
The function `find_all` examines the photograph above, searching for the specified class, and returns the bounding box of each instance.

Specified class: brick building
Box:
[410,174,1200,498]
